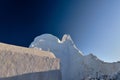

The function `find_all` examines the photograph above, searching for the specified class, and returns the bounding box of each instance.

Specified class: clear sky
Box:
[0,0,120,62]
[57,0,120,62]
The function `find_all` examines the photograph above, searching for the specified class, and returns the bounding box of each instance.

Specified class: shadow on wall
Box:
[0,70,61,80]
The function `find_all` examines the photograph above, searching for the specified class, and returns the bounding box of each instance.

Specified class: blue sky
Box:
[0,0,120,62]
[56,0,120,62]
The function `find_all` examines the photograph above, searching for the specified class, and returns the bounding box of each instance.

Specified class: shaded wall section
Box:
[0,70,61,80]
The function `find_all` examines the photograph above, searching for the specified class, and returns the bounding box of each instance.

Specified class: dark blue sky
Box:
[0,0,120,62]
[0,0,62,46]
